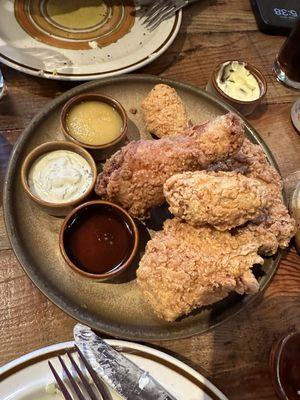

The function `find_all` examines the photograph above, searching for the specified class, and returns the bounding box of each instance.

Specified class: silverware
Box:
[141,0,200,30]
[48,347,112,400]
[74,323,178,400]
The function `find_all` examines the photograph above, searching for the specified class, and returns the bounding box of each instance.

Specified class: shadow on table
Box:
[140,0,217,76]
[248,102,269,120]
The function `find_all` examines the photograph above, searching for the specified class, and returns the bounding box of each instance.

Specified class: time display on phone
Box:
[273,8,298,18]
[251,0,300,34]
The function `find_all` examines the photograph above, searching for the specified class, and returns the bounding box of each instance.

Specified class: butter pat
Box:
[216,61,260,102]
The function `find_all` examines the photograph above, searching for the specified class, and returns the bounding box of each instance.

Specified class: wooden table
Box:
[0,1,299,398]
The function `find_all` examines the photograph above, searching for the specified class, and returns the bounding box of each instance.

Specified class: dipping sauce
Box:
[216,61,260,102]
[63,204,134,275]
[28,150,93,203]
[66,101,123,146]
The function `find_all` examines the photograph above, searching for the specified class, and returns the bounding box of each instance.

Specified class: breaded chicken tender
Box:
[96,112,244,219]
[209,139,296,254]
[164,171,270,230]
[137,219,263,322]
[141,84,189,138]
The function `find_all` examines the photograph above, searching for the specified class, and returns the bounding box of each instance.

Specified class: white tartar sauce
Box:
[28,150,93,203]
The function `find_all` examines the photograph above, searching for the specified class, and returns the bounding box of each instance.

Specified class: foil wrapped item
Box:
[74,324,177,400]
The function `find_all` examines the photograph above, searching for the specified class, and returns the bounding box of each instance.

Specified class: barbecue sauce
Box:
[63,204,134,274]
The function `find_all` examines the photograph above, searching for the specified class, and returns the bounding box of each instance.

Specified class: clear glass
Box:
[0,68,6,99]
[273,20,300,90]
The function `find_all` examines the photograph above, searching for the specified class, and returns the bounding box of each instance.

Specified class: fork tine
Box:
[145,6,174,29]
[142,0,172,23]
[142,0,165,17]
[67,351,99,400]
[58,355,85,400]
[142,7,168,27]
[147,5,179,30]
[75,346,112,400]
[145,9,172,29]
[142,7,164,25]
[48,361,73,400]
[143,1,173,25]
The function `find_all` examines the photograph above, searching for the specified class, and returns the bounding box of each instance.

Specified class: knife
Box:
[74,323,178,400]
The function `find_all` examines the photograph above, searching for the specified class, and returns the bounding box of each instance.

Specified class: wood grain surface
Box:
[1,1,300,399]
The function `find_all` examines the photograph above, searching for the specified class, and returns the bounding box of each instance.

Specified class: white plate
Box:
[0,340,228,400]
[0,1,181,81]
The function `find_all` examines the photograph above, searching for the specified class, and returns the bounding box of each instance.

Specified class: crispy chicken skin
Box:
[141,84,189,138]
[164,171,270,230]
[209,139,296,254]
[95,112,245,219]
[137,219,262,322]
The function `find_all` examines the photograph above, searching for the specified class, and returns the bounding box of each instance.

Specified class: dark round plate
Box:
[3,74,281,341]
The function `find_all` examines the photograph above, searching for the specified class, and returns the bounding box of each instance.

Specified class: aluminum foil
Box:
[74,324,177,400]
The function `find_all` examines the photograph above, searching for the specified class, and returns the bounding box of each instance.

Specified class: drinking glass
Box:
[0,68,5,99]
[273,19,300,89]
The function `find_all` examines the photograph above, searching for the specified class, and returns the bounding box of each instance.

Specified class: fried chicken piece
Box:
[141,84,189,138]
[137,219,263,322]
[209,138,296,254]
[164,171,270,230]
[96,112,245,219]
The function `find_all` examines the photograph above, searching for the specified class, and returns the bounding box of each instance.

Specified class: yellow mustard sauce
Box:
[216,61,260,102]
[66,101,123,146]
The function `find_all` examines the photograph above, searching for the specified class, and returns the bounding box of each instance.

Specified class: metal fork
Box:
[141,0,200,30]
[48,345,112,400]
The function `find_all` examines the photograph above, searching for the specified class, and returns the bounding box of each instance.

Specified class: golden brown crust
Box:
[95,112,245,218]
[141,84,189,138]
[137,219,262,322]
[164,171,270,230]
[209,139,296,254]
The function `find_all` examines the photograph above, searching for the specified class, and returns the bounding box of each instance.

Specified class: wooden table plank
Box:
[0,249,75,363]
[182,0,258,33]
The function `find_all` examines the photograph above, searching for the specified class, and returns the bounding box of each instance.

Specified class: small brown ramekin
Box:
[59,200,139,281]
[60,93,128,159]
[21,141,97,217]
[207,60,267,116]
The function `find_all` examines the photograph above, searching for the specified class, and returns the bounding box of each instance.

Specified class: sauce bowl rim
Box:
[60,93,128,150]
[59,200,139,280]
[211,59,267,105]
[21,140,97,208]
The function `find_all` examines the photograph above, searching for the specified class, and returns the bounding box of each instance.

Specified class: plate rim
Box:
[0,10,182,81]
[0,339,229,400]
[3,73,282,341]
